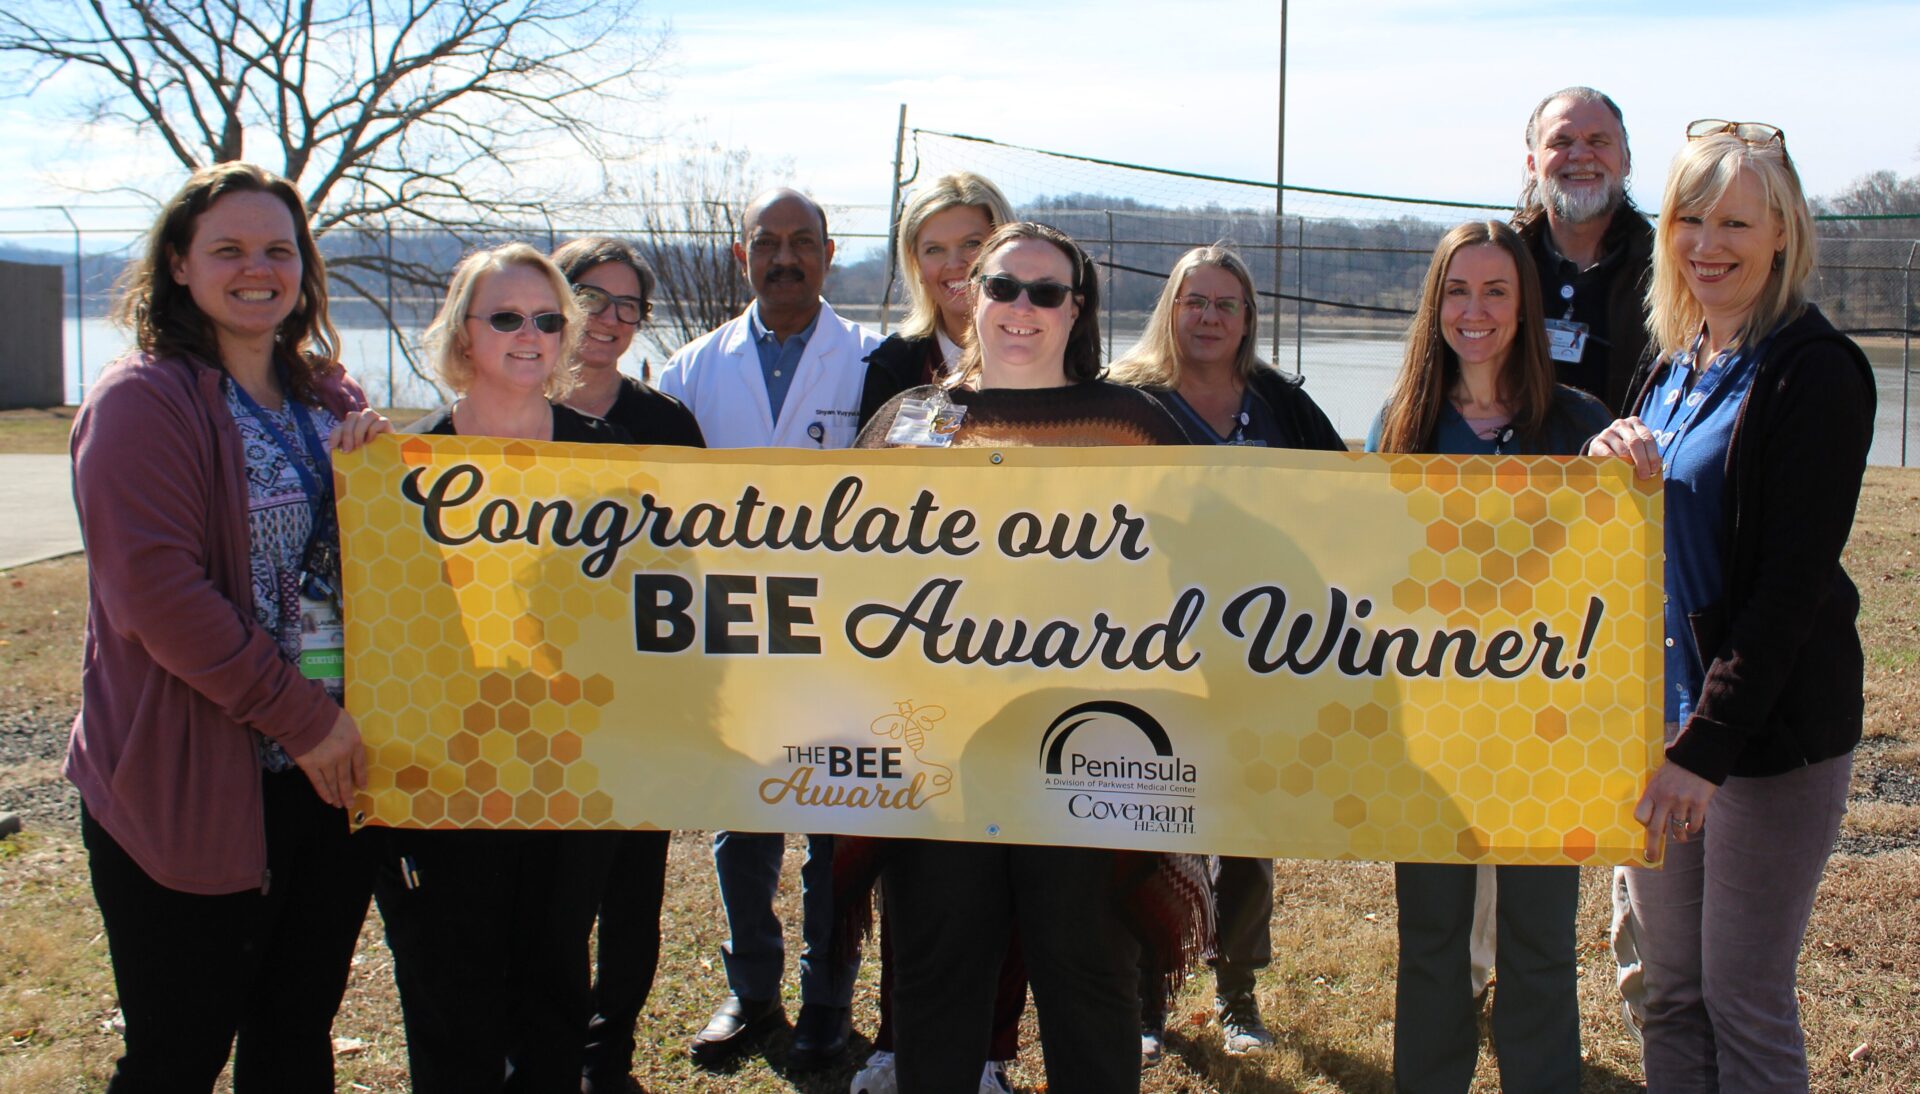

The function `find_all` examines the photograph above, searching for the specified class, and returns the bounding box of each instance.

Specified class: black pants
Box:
[82,770,371,1094]
[580,829,670,1091]
[372,827,604,1094]
[1393,862,1580,1094]
[885,839,1140,1094]
[1141,854,1272,1014]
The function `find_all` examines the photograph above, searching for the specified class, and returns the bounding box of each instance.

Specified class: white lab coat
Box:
[657,299,883,450]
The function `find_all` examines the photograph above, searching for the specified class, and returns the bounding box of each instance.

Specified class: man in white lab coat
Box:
[658,188,880,1071]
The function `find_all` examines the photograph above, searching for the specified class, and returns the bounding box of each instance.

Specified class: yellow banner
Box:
[336,436,1664,867]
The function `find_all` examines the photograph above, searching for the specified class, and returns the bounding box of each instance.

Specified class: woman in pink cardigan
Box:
[67,162,389,1092]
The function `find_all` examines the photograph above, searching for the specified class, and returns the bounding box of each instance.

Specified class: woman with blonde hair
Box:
[1112,243,1343,452]
[69,161,386,1091]
[1588,123,1873,1092]
[374,242,632,1092]
[1367,219,1608,1092]
[1111,243,1342,1060]
[858,171,1016,426]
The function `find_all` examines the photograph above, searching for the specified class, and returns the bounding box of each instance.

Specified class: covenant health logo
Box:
[1039,700,1197,834]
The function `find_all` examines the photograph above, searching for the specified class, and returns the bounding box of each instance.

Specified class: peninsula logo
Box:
[757,700,954,812]
[1038,700,1197,834]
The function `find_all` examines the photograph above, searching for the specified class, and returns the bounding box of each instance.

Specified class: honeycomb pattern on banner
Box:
[1226,455,1661,866]
[338,437,684,830]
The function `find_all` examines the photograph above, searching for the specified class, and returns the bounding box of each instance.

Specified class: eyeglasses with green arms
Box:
[1686,119,1785,148]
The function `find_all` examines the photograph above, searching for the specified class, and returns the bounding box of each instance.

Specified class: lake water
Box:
[56,317,1920,466]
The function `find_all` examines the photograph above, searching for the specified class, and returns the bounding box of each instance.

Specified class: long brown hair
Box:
[111,162,339,403]
[1376,221,1554,454]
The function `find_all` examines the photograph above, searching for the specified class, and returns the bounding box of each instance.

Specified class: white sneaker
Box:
[851,1050,897,1094]
[979,1059,1013,1093]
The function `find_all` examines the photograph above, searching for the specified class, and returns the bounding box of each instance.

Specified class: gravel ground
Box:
[0,705,80,832]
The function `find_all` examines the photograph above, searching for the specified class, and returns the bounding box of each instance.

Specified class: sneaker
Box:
[850,1050,897,1094]
[1140,1020,1164,1067]
[979,1059,1013,1093]
[1216,991,1275,1056]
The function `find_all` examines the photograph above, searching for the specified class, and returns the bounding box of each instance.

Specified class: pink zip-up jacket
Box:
[66,350,366,895]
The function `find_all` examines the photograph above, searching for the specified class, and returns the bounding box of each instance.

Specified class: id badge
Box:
[1545,317,1590,364]
[298,589,345,684]
[886,397,968,447]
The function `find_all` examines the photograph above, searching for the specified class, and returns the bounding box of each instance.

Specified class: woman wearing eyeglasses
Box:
[857,171,1015,428]
[1366,219,1609,1093]
[69,161,387,1092]
[544,236,703,1092]
[553,236,706,448]
[377,242,631,1093]
[857,221,1193,1093]
[1108,243,1345,1061]
[1588,123,1872,1092]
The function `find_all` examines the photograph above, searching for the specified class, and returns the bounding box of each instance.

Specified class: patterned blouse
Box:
[225,380,341,771]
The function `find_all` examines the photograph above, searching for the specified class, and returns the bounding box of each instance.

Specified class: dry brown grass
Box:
[0,556,86,717]
[0,469,1915,1092]
[0,408,78,457]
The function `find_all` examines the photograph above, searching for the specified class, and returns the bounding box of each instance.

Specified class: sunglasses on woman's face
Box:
[468,310,566,334]
[573,284,645,325]
[976,273,1075,309]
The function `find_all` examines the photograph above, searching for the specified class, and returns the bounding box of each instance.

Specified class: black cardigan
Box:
[858,332,945,430]
[1146,364,1350,452]
[1630,304,1875,783]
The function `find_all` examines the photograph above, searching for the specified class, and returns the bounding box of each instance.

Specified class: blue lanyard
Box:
[228,369,333,534]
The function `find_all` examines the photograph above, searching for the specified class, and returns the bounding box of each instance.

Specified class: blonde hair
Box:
[1647,133,1813,356]
[1376,221,1555,454]
[895,172,1015,341]
[1109,244,1262,390]
[423,243,584,400]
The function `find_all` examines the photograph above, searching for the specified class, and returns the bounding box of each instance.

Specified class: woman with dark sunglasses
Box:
[855,222,1198,1094]
[1589,124,1872,1092]
[376,242,633,1092]
[544,236,703,1092]
[553,236,706,449]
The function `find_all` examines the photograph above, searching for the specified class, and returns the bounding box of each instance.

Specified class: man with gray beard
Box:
[1512,86,1654,415]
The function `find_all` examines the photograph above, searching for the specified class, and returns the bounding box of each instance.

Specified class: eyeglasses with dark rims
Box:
[573,283,645,325]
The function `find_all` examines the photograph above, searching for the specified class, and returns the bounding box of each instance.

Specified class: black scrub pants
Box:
[82,770,372,1093]
[373,828,603,1093]
[580,828,670,1092]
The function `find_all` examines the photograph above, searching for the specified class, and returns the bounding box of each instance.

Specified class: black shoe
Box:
[787,1003,852,1071]
[689,995,782,1067]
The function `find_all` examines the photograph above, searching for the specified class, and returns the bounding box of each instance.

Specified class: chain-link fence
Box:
[4,132,1916,465]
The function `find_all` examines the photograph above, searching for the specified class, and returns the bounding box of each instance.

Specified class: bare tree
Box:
[629,144,767,359]
[0,0,670,390]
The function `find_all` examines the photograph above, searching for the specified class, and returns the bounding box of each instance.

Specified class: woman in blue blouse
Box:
[1588,124,1873,1092]
[1367,219,1609,1092]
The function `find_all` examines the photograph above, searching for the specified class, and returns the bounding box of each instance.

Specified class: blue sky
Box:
[2,0,1916,250]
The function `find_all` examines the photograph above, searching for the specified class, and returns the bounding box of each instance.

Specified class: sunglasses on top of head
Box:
[468,310,566,334]
[1685,119,1786,148]
[976,273,1075,309]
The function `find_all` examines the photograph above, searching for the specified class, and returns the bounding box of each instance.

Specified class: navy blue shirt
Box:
[1161,387,1285,446]
[1642,334,1764,724]
[1363,385,1610,457]
[748,301,820,421]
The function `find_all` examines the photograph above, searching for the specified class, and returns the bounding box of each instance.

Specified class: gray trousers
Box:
[1623,752,1851,1093]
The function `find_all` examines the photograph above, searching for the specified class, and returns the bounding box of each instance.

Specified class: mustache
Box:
[763,266,805,283]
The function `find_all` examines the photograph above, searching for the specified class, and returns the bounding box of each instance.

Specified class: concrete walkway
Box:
[0,454,81,569]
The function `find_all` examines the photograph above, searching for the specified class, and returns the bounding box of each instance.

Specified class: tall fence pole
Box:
[1270,0,1288,365]
[1106,210,1116,361]
[1905,242,1916,467]
[385,221,397,407]
[51,206,83,400]
[1294,217,1306,377]
[880,103,908,335]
